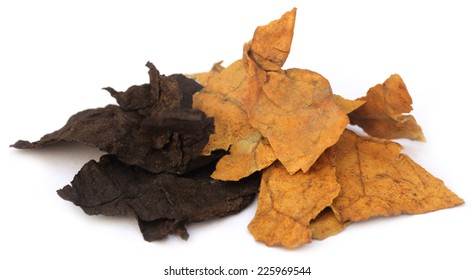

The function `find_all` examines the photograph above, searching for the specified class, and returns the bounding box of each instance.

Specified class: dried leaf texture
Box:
[248,149,341,248]
[211,133,276,181]
[57,155,260,241]
[332,94,366,114]
[192,61,277,180]
[12,63,215,174]
[9,8,464,249]
[349,74,426,141]
[310,208,347,240]
[244,59,349,174]
[192,88,255,156]
[189,61,225,87]
[242,10,348,174]
[247,8,296,71]
[191,60,248,105]
[332,130,464,222]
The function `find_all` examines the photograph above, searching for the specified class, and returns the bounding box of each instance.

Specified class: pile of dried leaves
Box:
[11,64,261,241]
[12,8,463,248]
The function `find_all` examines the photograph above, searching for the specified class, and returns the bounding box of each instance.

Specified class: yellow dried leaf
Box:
[192,9,463,248]
[243,56,349,174]
[242,10,348,174]
[192,91,256,155]
[349,74,426,141]
[310,207,347,240]
[332,129,464,222]
[247,8,296,71]
[211,132,276,181]
[191,62,277,180]
[188,61,225,87]
[191,60,248,105]
[332,94,366,114]
[248,149,341,248]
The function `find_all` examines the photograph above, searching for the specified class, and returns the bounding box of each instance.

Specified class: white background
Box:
[1,1,474,279]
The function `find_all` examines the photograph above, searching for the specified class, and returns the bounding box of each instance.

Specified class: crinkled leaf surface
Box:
[310,207,347,240]
[192,60,277,180]
[247,8,296,71]
[332,94,366,114]
[332,130,464,222]
[12,63,215,174]
[192,90,256,155]
[211,132,276,181]
[349,74,426,141]
[58,155,260,241]
[11,7,464,249]
[242,10,348,174]
[248,149,340,248]
[188,61,225,87]
[191,60,248,105]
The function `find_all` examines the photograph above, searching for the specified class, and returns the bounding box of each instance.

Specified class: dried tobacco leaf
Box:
[193,90,276,180]
[191,60,277,180]
[10,7,464,249]
[332,94,366,114]
[192,89,255,156]
[243,10,349,174]
[211,132,276,181]
[12,62,216,174]
[189,61,226,87]
[246,8,296,71]
[310,207,347,240]
[58,155,260,241]
[248,149,340,248]
[349,74,426,141]
[191,60,248,106]
[331,129,464,222]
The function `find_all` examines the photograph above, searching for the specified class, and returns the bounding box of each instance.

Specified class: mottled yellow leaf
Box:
[246,8,296,71]
[332,94,366,114]
[192,91,256,155]
[332,130,463,222]
[248,149,340,248]
[349,74,426,141]
[310,207,347,240]
[211,132,276,181]
[191,62,277,180]
[242,11,348,174]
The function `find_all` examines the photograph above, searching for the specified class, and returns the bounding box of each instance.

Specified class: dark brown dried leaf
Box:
[57,155,260,241]
[11,62,215,174]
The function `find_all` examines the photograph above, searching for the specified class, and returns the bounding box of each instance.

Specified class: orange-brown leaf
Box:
[211,132,276,181]
[332,130,464,222]
[242,9,348,174]
[191,60,248,105]
[310,207,348,240]
[188,61,225,87]
[191,62,277,180]
[248,149,341,248]
[247,8,296,71]
[192,91,256,155]
[332,94,366,114]
[349,74,426,141]
[243,57,349,174]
